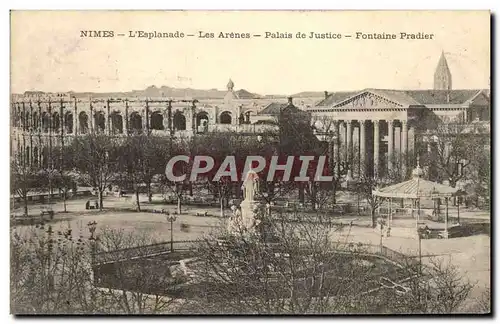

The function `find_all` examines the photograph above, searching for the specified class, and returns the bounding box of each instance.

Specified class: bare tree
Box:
[10,159,44,217]
[188,209,380,314]
[69,134,120,210]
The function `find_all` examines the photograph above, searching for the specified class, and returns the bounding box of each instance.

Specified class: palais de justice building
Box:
[11,52,490,179]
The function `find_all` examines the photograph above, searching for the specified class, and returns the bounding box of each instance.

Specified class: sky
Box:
[10,10,490,95]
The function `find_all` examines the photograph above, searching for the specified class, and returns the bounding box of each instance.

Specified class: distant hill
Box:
[291,91,328,98]
[20,86,262,100]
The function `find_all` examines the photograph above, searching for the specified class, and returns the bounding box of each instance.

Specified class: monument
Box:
[227,168,261,235]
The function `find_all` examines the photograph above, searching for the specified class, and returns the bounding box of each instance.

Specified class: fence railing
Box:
[94,240,198,265]
[94,238,418,269]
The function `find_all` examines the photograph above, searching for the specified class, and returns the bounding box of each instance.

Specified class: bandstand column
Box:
[373,120,380,178]
[388,120,394,172]
[359,120,366,175]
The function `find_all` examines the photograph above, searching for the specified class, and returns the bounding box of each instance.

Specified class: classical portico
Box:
[311,90,420,180]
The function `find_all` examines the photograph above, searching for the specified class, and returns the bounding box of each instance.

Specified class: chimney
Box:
[287,97,293,105]
[324,91,329,99]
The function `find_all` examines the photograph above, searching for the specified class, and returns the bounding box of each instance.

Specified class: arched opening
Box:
[173,112,186,131]
[196,111,209,130]
[42,147,49,168]
[220,111,232,124]
[21,111,25,130]
[42,112,50,133]
[150,111,164,130]
[110,112,123,134]
[129,112,143,133]
[25,146,30,165]
[33,112,39,131]
[26,112,31,130]
[65,112,73,134]
[94,111,105,133]
[79,112,89,134]
[52,112,60,132]
[33,147,39,166]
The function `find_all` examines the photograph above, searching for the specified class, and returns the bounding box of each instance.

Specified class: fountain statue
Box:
[226,168,261,235]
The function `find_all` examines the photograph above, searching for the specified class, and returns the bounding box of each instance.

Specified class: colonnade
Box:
[330,119,414,179]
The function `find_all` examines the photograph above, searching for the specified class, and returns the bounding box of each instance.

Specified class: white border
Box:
[2,1,497,323]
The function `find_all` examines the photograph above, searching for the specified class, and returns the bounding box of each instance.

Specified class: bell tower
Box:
[434,51,452,90]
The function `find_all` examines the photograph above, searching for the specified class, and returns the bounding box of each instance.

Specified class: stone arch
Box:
[33,111,39,131]
[52,112,60,132]
[110,112,123,134]
[25,146,31,165]
[79,112,89,134]
[65,112,73,134]
[196,111,209,129]
[33,146,39,166]
[42,112,50,133]
[20,111,25,130]
[26,112,31,130]
[173,111,186,131]
[94,111,105,133]
[219,111,232,124]
[150,111,164,130]
[129,112,143,133]
[42,147,49,168]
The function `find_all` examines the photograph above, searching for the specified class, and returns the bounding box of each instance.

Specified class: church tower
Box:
[434,51,452,90]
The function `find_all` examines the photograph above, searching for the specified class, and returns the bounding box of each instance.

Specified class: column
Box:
[125,100,130,135]
[334,121,340,175]
[444,197,449,238]
[346,120,352,162]
[73,98,78,135]
[373,120,380,178]
[387,120,394,172]
[359,120,366,175]
[106,99,111,135]
[401,120,408,177]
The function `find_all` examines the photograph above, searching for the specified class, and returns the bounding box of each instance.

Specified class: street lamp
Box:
[377,217,386,253]
[87,220,98,290]
[166,213,177,252]
[416,225,429,276]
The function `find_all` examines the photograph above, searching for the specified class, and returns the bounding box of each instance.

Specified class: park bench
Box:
[85,199,99,210]
[195,211,209,217]
[40,206,54,219]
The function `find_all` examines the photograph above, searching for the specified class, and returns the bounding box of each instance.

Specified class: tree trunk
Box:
[135,189,141,212]
[63,190,67,213]
[371,207,377,228]
[98,190,104,211]
[299,184,305,204]
[177,196,181,215]
[189,183,193,196]
[147,183,152,203]
[331,184,337,205]
[220,197,224,218]
[23,196,29,217]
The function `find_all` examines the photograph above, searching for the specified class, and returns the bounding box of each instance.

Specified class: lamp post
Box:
[166,213,177,252]
[87,220,98,299]
[87,220,97,265]
[377,217,386,254]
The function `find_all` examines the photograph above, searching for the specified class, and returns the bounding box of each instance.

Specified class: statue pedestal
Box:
[240,199,259,230]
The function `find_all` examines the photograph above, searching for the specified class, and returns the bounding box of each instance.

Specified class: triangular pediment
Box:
[332,90,406,109]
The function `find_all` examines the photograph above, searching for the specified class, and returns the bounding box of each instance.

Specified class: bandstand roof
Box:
[372,163,462,199]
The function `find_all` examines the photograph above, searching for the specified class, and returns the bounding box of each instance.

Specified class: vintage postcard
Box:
[10,10,491,315]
